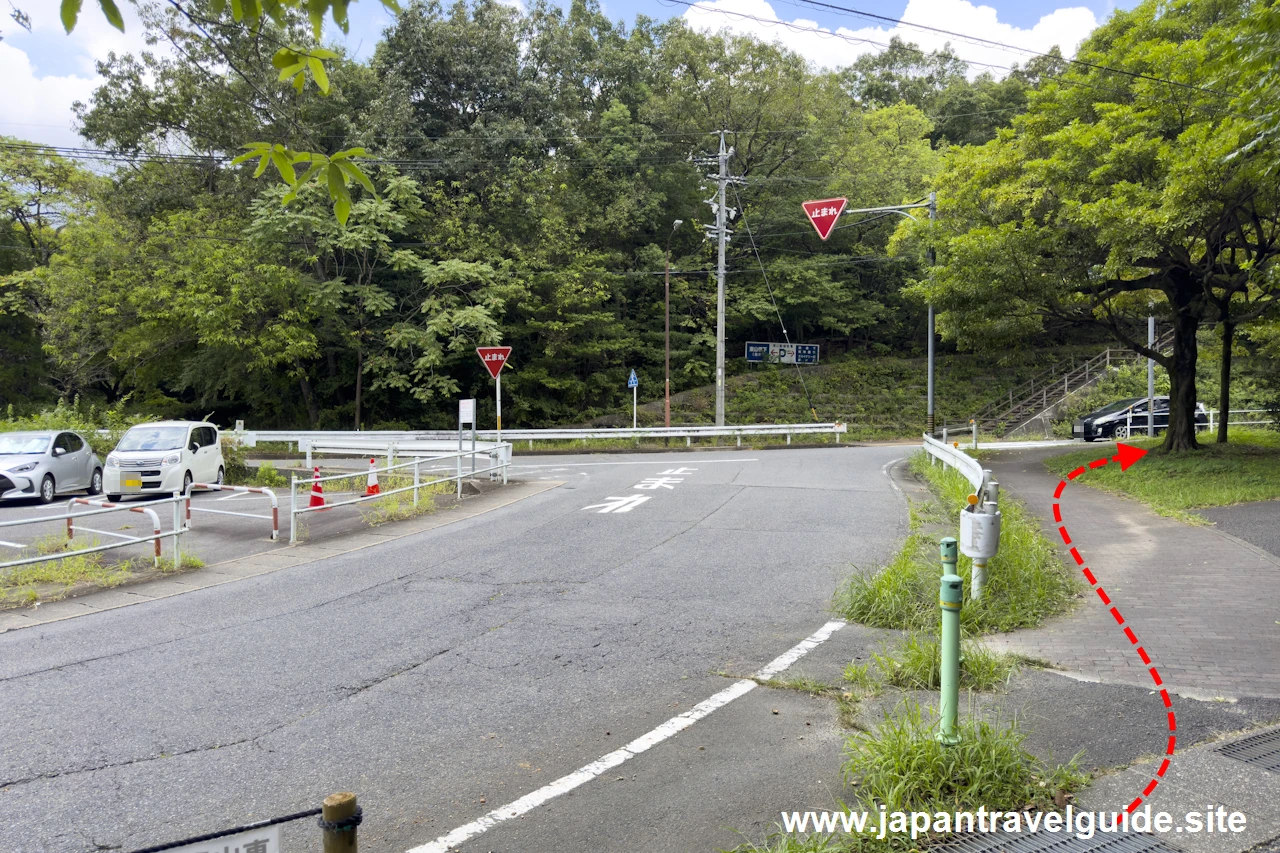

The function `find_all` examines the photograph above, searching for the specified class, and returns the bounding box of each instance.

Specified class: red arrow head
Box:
[1112,442,1148,471]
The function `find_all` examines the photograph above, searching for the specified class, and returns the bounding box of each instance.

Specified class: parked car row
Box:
[0,420,224,504]
[1073,396,1209,441]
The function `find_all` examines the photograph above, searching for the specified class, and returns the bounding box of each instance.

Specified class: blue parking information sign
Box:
[627,369,639,388]
[744,342,819,365]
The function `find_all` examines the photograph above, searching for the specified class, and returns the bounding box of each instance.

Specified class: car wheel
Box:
[216,466,224,487]
[183,470,193,494]
[39,474,56,504]
[107,495,122,503]
[1113,425,1129,440]
[88,468,103,496]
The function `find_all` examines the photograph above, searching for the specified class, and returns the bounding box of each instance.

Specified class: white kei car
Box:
[104,421,224,501]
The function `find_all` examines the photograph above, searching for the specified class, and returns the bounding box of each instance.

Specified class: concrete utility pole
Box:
[927,191,937,437]
[715,131,729,427]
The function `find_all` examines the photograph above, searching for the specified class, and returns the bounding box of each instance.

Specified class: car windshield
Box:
[0,434,50,455]
[1094,398,1143,415]
[117,426,188,452]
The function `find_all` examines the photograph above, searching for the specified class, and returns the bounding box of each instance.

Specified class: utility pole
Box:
[694,133,737,427]
[715,131,729,427]
[927,191,937,437]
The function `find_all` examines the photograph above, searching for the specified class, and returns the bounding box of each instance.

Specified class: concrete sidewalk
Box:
[982,446,1280,700]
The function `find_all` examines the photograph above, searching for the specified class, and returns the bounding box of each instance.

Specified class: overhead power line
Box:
[667,0,1233,105]
[778,0,1232,97]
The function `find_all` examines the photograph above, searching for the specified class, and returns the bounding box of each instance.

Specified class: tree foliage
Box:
[898,0,1280,452]
[4,0,1079,429]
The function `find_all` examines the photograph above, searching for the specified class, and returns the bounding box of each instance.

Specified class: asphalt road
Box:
[0,446,907,853]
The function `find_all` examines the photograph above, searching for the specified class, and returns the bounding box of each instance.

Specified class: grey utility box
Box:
[959,504,1001,559]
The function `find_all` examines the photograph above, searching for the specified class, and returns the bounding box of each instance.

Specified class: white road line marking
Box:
[580,494,651,513]
[880,457,905,495]
[406,619,846,853]
[509,458,759,470]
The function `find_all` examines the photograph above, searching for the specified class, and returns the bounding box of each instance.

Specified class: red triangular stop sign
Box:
[476,346,513,379]
[802,197,847,240]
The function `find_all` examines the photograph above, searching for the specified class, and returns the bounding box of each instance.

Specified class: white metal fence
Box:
[184,483,279,541]
[288,445,510,543]
[238,422,846,454]
[0,494,188,572]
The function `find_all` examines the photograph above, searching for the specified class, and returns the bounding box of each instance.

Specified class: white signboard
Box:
[165,824,280,853]
[459,398,477,425]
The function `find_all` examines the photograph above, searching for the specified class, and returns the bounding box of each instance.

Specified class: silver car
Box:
[0,431,104,504]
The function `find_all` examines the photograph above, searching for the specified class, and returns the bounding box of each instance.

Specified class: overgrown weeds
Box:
[845,700,1087,815]
[860,633,1019,692]
[357,478,451,526]
[837,453,1078,633]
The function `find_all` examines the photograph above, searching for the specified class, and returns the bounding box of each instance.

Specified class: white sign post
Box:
[628,369,639,429]
[460,398,477,475]
[476,347,513,447]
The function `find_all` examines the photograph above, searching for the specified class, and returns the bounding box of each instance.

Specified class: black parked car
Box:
[1073,396,1209,441]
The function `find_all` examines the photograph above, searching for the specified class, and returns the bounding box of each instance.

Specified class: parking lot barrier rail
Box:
[289,446,510,543]
[0,494,188,572]
[184,483,279,541]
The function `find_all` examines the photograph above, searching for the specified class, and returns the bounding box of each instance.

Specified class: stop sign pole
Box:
[476,347,513,445]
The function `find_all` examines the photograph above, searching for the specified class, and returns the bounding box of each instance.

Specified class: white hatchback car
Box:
[104,421,224,501]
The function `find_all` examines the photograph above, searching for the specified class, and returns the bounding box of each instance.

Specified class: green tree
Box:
[899,0,1280,451]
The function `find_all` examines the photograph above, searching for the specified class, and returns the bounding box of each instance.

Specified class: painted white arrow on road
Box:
[581,494,651,513]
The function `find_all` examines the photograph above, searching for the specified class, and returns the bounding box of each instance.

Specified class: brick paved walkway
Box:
[981,447,1280,699]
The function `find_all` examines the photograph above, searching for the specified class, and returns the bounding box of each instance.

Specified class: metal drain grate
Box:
[1216,728,1280,773]
[935,830,1182,853]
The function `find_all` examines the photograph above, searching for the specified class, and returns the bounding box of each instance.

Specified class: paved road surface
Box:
[0,446,906,853]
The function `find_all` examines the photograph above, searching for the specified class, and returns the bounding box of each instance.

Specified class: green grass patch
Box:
[845,701,1086,815]
[357,477,451,526]
[862,633,1020,692]
[836,454,1078,633]
[1044,429,1280,518]
[728,701,1087,853]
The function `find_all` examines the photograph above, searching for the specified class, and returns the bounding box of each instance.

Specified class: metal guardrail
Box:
[922,432,992,503]
[184,483,279,541]
[0,495,188,572]
[288,446,511,543]
[921,432,1001,602]
[238,422,846,452]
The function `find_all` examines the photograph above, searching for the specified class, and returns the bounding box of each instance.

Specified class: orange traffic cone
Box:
[309,466,327,509]
[365,458,381,496]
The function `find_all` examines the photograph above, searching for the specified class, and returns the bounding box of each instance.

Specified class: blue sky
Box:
[0,0,1136,148]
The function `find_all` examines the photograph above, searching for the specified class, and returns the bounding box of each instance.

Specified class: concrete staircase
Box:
[974,330,1173,436]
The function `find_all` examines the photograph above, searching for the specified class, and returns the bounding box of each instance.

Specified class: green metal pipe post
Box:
[938,537,962,745]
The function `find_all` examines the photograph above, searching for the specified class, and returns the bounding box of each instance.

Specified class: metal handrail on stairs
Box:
[974,330,1174,432]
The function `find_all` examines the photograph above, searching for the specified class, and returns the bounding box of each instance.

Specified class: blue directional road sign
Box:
[628,369,639,388]
[744,342,819,365]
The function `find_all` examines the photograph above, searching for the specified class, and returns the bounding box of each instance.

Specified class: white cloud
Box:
[0,1,155,148]
[681,0,1099,74]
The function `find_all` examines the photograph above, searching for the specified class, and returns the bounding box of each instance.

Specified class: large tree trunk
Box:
[298,374,320,428]
[1162,305,1201,453]
[354,346,363,431]
[1217,320,1234,444]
